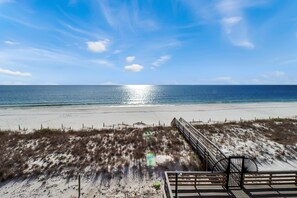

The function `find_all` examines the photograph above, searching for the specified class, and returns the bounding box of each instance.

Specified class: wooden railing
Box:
[167,118,297,197]
[164,171,227,198]
[172,117,228,171]
[167,171,227,186]
[164,171,174,198]
[244,171,297,186]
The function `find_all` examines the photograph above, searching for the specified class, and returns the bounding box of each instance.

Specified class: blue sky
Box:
[0,0,297,85]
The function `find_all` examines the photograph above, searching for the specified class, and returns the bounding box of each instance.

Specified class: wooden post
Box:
[240,157,245,188]
[175,173,178,198]
[269,173,272,186]
[61,124,63,129]
[204,150,208,171]
[18,125,21,130]
[41,124,43,129]
[196,138,199,150]
[195,175,197,187]
[78,174,81,198]
[226,157,231,189]
[188,130,191,141]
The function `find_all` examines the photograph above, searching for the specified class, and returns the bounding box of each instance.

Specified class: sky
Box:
[0,0,297,85]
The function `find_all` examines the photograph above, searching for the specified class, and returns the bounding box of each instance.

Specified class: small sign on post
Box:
[146,152,156,167]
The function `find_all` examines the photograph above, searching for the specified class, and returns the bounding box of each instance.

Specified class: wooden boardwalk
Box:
[164,170,297,197]
[164,117,297,198]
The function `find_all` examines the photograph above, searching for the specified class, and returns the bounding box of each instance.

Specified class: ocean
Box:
[0,85,297,107]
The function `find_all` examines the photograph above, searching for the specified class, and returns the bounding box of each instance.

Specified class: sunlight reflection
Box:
[124,85,154,105]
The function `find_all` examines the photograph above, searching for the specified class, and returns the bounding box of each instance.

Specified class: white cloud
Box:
[152,55,171,67]
[126,56,136,63]
[4,40,18,45]
[0,68,31,77]
[86,39,109,53]
[124,64,143,72]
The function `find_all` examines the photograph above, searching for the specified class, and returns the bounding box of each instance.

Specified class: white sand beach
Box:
[1,102,297,131]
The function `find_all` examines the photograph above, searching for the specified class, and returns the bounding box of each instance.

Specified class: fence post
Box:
[226,157,231,189]
[295,173,297,186]
[175,173,178,198]
[78,174,81,198]
[203,149,208,171]
[195,174,197,187]
[240,157,245,188]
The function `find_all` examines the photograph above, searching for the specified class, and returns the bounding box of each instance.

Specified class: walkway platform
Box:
[164,118,297,198]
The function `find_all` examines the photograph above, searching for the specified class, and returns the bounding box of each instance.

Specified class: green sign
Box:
[146,152,155,167]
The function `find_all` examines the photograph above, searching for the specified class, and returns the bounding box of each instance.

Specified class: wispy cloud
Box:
[126,56,135,63]
[124,64,143,72]
[90,59,113,67]
[234,40,255,49]
[100,81,117,85]
[4,40,19,45]
[250,71,288,84]
[216,0,255,49]
[221,16,242,34]
[152,55,171,67]
[97,0,158,32]
[213,76,236,84]
[0,47,85,66]
[59,21,102,39]
[153,39,182,49]
[262,71,286,79]
[0,68,31,77]
[86,39,110,53]
[0,14,45,29]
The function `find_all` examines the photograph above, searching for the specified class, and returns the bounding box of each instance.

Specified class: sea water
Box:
[0,85,297,107]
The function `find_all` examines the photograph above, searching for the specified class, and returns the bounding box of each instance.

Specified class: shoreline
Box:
[2,100,297,109]
[1,102,297,131]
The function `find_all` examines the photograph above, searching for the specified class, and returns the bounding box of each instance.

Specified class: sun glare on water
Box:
[124,85,154,105]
